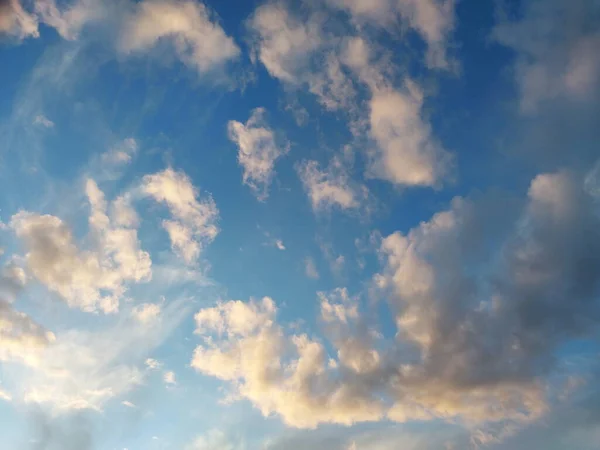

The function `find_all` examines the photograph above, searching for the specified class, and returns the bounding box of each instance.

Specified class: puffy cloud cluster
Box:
[367,82,451,187]
[249,4,453,191]
[493,0,600,113]
[10,179,151,313]
[192,295,386,428]
[0,263,54,364]
[0,0,39,38]
[119,0,240,75]
[327,0,456,69]
[0,0,102,40]
[297,158,364,212]
[142,168,219,264]
[192,168,600,434]
[227,108,289,200]
[3,0,240,76]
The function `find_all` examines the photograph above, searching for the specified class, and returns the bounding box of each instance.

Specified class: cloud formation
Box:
[327,0,456,69]
[297,158,363,212]
[493,0,600,113]
[228,108,289,200]
[142,168,219,264]
[191,168,600,437]
[119,0,240,75]
[10,179,151,313]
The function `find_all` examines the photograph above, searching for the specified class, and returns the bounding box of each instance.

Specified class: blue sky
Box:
[1,0,600,449]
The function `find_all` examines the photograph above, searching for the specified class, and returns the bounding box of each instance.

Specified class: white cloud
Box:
[119,0,240,75]
[191,295,385,428]
[101,137,137,166]
[163,370,176,385]
[248,3,323,84]
[227,108,289,200]
[1,294,190,413]
[132,302,161,325]
[304,257,319,280]
[0,0,39,39]
[275,239,286,251]
[145,358,162,370]
[326,0,456,69]
[190,168,600,435]
[248,3,357,111]
[122,400,136,408]
[368,81,452,187]
[142,168,219,264]
[297,159,362,212]
[493,0,600,113]
[186,429,236,450]
[34,0,103,40]
[0,388,11,402]
[10,179,152,314]
[33,114,54,128]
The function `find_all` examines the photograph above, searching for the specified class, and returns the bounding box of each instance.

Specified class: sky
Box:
[0,0,600,449]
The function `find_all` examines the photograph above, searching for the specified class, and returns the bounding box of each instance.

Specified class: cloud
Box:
[326,0,456,69]
[304,257,319,280]
[275,239,285,251]
[121,400,136,408]
[1,294,190,413]
[248,3,323,84]
[132,302,161,325]
[145,358,162,370]
[163,370,176,385]
[0,263,55,362]
[10,179,151,313]
[493,0,600,113]
[0,387,11,402]
[119,0,239,75]
[368,80,452,187]
[191,295,385,428]
[101,137,137,166]
[186,429,237,450]
[142,168,219,264]
[227,108,289,200]
[0,0,38,39]
[33,0,104,40]
[297,158,363,212]
[247,3,357,112]
[33,114,54,128]
[191,168,600,437]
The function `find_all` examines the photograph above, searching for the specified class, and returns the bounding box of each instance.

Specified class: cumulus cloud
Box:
[101,137,137,166]
[368,80,452,187]
[163,370,176,385]
[297,158,364,212]
[145,358,162,370]
[248,3,323,84]
[142,168,219,264]
[0,0,38,39]
[33,0,104,40]
[327,0,456,68]
[10,179,151,313]
[119,0,239,75]
[0,263,55,362]
[493,0,600,113]
[191,169,600,437]
[248,3,357,111]
[192,295,385,428]
[227,108,289,200]
[132,302,161,325]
